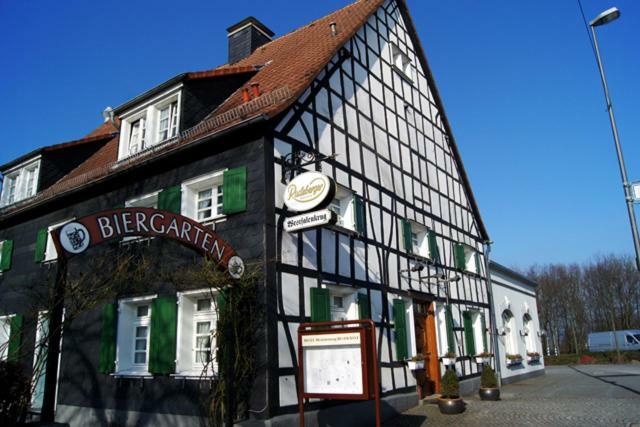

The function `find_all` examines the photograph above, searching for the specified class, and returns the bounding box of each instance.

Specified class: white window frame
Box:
[123,191,161,243]
[114,294,157,376]
[156,100,179,142]
[181,170,226,224]
[174,289,218,378]
[460,244,479,273]
[434,303,450,357]
[0,314,12,361]
[118,86,182,161]
[31,310,62,412]
[328,186,356,231]
[44,218,74,262]
[406,221,430,258]
[321,283,358,322]
[502,310,518,356]
[523,314,536,353]
[1,157,41,207]
[471,311,486,354]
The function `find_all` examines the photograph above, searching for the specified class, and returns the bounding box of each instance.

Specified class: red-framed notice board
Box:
[297,319,380,427]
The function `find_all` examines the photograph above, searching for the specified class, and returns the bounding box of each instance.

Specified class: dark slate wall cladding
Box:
[38,141,112,192]
[0,132,269,418]
[181,75,254,130]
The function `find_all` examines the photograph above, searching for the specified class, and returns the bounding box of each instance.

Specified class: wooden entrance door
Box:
[413,301,441,397]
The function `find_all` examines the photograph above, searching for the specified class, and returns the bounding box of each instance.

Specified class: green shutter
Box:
[454,244,466,270]
[354,196,366,235]
[427,231,439,262]
[310,288,330,322]
[401,219,413,254]
[462,311,476,356]
[357,293,370,319]
[7,314,23,362]
[481,312,488,353]
[475,252,482,275]
[158,186,182,214]
[99,303,118,374]
[445,305,455,354]
[0,240,14,271]
[393,299,408,360]
[217,292,226,314]
[149,296,178,375]
[222,167,247,214]
[34,228,47,263]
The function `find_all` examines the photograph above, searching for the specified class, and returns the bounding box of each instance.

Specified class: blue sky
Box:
[0,0,638,269]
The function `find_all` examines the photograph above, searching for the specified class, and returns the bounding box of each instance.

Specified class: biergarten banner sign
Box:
[51,207,244,278]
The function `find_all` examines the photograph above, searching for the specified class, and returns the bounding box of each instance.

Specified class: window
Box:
[123,192,160,242]
[327,186,365,233]
[0,159,40,207]
[158,101,178,142]
[118,87,181,160]
[391,43,413,80]
[400,219,438,260]
[523,314,536,352]
[326,285,357,321]
[501,310,518,356]
[128,116,147,155]
[0,315,10,361]
[40,219,73,262]
[463,310,487,355]
[115,296,155,375]
[0,314,21,362]
[181,171,225,223]
[309,285,367,323]
[176,290,218,377]
[454,243,481,274]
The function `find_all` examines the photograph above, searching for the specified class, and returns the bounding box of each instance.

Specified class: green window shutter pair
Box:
[480,312,488,352]
[353,196,366,235]
[34,228,48,263]
[462,311,476,356]
[7,314,23,362]
[445,304,455,354]
[454,244,466,270]
[427,231,439,262]
[357,293,370,319]
[401,219,413,254]
[98,297,178,375]
[148,296,178,375]
[393,299,408,360]
[158,186,182,214]
[222,167,247,215]
[99,303,118,374]
[310,288,330,322]
[0,240,14,271]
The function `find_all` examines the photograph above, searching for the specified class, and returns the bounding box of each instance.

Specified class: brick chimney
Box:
[226,17,275,64]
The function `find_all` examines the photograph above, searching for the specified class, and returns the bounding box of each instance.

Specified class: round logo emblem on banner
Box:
[228,256,245,279]
[59,222,91,254]
[284,172,335,212]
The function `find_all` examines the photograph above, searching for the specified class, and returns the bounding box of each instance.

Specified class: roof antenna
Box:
[329,22,338,37]
[102,106,114,123]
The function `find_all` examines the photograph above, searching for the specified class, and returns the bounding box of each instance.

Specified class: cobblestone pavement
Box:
[383,365,640,427]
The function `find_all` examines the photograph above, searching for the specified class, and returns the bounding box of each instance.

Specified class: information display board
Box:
[302,331,364,395]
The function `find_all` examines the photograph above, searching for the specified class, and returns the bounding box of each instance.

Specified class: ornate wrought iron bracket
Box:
[281,150,336,183]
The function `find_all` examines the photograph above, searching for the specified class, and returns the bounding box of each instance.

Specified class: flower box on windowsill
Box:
[475,356,491,364]
[506,357,523,367]
[407,360,425,370]
[527,353,541,363]
[441,357,456,366]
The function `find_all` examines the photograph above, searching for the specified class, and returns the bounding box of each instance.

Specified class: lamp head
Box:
[590,7,621,27]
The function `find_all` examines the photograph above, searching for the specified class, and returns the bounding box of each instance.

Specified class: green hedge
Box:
[545,351,640,365]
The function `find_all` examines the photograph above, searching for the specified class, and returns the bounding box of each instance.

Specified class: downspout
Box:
[483,241,502,386]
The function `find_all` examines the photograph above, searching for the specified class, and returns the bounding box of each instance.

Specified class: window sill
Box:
[111,372,153,379]
[171,371,217,380]
[120,236,154,246]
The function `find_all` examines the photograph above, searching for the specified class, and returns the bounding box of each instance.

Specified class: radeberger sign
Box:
[284,171,335,213]
[52,208,244,278]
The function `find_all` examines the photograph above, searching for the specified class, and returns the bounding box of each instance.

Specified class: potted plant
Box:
[407,353,425,370]
[474,351,493,364]
[441,351,456,366]
[506,353,523,366]
[437,368,465,414]
[478,364,500,401]
[526,351,540,362]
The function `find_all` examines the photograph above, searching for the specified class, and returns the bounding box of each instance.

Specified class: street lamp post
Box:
[589,7,640,271]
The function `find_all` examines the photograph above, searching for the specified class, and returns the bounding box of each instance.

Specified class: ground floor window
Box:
[115,296,155,375]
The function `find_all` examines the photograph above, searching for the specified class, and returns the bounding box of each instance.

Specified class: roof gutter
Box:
[0,114,269,223]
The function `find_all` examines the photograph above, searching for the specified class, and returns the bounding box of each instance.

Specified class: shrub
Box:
[0,361,30,427]
[440,368,460,398]
[480,364,498,389]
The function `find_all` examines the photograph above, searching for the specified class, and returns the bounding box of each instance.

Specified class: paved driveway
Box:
[383,365,640,427]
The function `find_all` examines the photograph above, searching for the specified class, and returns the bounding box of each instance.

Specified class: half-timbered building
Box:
[0,0,495,425]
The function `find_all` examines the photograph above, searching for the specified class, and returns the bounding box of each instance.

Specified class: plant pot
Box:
[437,397,465,414]
[407,360,425,370]
[478,387,500,401]
[441,357,456,366]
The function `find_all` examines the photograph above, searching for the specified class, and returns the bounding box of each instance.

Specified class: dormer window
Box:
[0,158,41,207]
[118,87,181,160]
